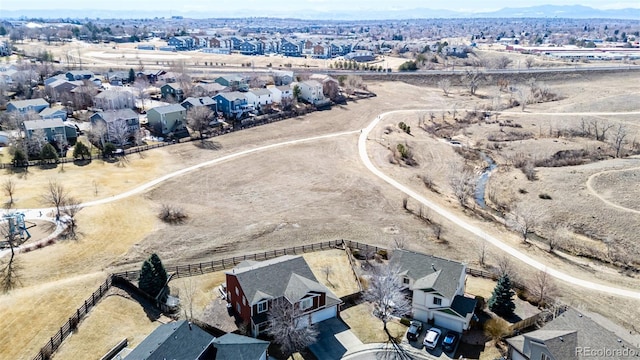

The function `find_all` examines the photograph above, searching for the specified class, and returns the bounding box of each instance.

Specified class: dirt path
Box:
[360,110,640,300]
[585,166,640,215]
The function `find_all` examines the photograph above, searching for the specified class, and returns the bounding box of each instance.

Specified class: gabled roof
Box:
[23,118,64,130]
[39,106,66,117]
[449,295,477,318]
[92,109,139,123]
[210,333,269,360]
[227,255,340,306]
[390,249,465,300]
[126,320,213,360]
[215,92,247,102]
[162,83,183,91]
[95,89,133,100]
[507,308,640,360]
[8,98,49,110]
[148,104,186,115]
[182,97,215,107]
[248,88,272,97]
[300,80,322,88]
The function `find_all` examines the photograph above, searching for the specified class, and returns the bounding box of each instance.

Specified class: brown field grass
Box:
[303,249,361,298]
[341,302,407,343]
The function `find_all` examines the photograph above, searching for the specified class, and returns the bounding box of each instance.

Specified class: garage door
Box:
[311,306,337,324]
[434,314,463,333]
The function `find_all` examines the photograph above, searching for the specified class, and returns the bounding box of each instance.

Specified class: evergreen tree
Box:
[128,68,136,83]
[488,274,516,317]
[73,141,91,160]
[139,259,155,296]
[138,253,169,300]
[12,148,27,167]
[40,143,59,163]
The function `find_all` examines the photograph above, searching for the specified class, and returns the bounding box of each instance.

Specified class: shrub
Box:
[538,193,552,200]
[475,295,486,310]
[158,204,188,224]
[376,249,388,259]
[399,317,411,326]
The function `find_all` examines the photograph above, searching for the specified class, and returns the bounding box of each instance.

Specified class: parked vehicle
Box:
[406,320,423,341]
[442,331,460,353]
[423,327,442,350]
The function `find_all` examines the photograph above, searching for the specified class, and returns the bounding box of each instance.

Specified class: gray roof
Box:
[182,97,216,107]
[249,88,272,96]
[216,92,247,102]
[93,109,138,123]
[39,107,66,117]
[301,80,322,88]
[227,255,340,306]
[163,83,183,91]
[125,320,213,360]
[149,104,186,115]
[507,308,640,360]
[8,98,49,110]
[390,249,465,299]
[95,89,133,100]
[23,119,64,130]
[211,333,269,360]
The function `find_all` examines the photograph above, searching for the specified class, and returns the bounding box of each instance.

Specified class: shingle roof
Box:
[93,109,138,123]
[125,320,213,360]
[39,106,66,117]
[227,255,340,306]
[23,119,64,130]
[449,295,477,318]
[182,97,215,107]
[216,92,246,102]
[249,88,272,97]
[95,89,133,100]
[8,98,49,110]
[506,308,640,360]
[211,333,269,360]
[390,249,465,300]
[149,104,186,114]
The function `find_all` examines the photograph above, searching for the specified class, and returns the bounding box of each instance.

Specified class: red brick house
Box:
[225,255,341,337]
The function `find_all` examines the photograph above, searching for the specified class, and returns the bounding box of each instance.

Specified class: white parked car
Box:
[423,327,442,350]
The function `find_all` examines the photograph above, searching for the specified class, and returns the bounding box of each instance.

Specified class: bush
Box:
[398,60,418,71]
[538,193,552,200]
[399,317,411,326]
[158,204,188,224]
[376,249,388,259]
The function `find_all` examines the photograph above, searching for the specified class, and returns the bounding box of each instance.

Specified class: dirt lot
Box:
[3,74,640,359]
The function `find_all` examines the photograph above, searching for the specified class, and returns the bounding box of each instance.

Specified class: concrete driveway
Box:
[309,318,363,360]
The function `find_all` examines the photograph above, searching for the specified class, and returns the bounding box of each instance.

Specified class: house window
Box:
[541,355,549,360]
[300,297,313,311]
[235,287,239,296]
[403,277,410,285]
[257,301,268,313]
[433,297,442,306]
[236,302,241,314]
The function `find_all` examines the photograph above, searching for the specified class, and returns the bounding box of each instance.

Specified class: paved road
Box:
[359,110,640,300]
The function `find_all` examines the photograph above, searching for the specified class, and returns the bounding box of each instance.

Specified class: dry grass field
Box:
[3,72,640,359]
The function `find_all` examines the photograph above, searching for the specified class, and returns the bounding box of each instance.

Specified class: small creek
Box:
[474,152,497,208]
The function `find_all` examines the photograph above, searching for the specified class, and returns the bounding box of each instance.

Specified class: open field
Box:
[3,73,640,359]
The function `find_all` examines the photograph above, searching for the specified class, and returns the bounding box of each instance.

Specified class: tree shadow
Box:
[194,140,222,150]
[38,163,58,170]
[112,281,162,322]
[73,159,92,167]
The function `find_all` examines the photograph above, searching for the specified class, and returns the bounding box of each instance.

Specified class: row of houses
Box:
[165,36,363,59]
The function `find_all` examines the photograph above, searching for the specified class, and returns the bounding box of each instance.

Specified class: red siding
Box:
[225,273,251,324]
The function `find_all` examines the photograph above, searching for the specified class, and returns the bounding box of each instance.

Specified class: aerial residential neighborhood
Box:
[1,2,640,360]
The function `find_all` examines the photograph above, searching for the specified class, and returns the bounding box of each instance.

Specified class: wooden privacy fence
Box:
[33,277,113,360]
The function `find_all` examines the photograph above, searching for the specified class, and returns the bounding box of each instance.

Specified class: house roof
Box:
[23,118,64,130]
[163,83,183,91]
[92,109,139,123]
[216,92,247,102]
[390,249,465,300]
[149,104,186,115]
[227,255,340,307]
[216,75,245,83]
[125,320,213,360]
[300,80,322,88]
[39,106,66,117]
[195,83,227,93]
[449,295,477,318]
[506,308,640,360]
[95,89,133,100]
[249,88,272,97]
[67,70,94,77]
[8,98,49,110]
[211,333,269,360]
[182,97,216,107]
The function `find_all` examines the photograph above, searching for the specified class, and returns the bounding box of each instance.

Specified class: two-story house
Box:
[23,119,77,146]
[146,104,188,138]
[213,92,253,119]
[281,39,302,57]
[507,308,639,360]
[181,97,217,112]
[267,84,293,104]
[161,83,185,102]
[225,255,341,337]
[39,106,68,121]
[238,40,264,55]
[296,80,331,108]
[7,98,49,114]
[244,88,273,113]
[90,108,140,145]
[94,89,136,110]
[391,249,477,333]
[65,70,94,81]
[214,75,248,92]
[167,36,195,50]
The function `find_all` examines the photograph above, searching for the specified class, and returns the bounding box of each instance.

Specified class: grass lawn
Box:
[303,249,361,298]
[341,302,407,343]
[169,271,226,319]
[465,275,496,299]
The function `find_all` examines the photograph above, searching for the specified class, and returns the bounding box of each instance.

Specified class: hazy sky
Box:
[4,0,640,12]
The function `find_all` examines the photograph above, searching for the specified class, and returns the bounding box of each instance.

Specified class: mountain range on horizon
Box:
[1,4,640,20]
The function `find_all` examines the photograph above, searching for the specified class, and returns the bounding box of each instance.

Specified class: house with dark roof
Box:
[390,249,476,333]
[65,70,94,81]
[213,92,254,119]
[146,104,188,138]
[207,333,269,360]
[214,75,248,92]
[225,255,341,337]
[125,320,214,360]
[22,118,77,146]
[161,83,185,102]
[181,97,217,112]
[507,308,640,360]
[90,108,140,145]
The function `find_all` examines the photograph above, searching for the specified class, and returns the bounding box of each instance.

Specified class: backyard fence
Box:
[32,277,113,360]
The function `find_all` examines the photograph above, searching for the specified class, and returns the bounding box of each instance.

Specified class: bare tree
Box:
[507,205,537,243]
[437,78,451,96]
[525,57,535,69]
[611,124,628,158]
[492,56,513,69]
[321,265,334,287]
[461,68,487,96]
[110,119,131,148]
[61,197,82,239]
[3,179,16,208]
[549,224,570,252]
[449,165,475,207]
[187,106,213,142]
[516,86,533,111]
[133,77,150,111]
[267,298,318,359]
[530,270,556,307]
[495,255,514,278]
[477,239,488,267]
[364,264,411,333]
[180,278,197,321]
[1,220,22,292]
[41,179,69,218]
